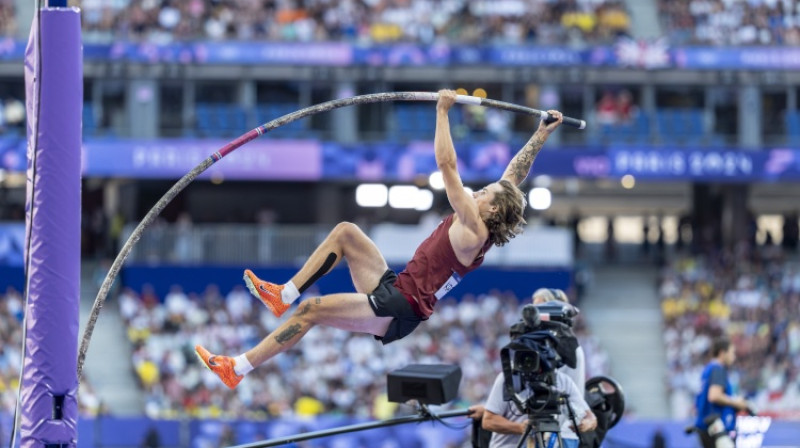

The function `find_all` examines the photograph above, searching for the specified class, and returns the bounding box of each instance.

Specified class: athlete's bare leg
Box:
[244,292,392,366]
[290,222,389,293]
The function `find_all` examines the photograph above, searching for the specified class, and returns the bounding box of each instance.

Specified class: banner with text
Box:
[2,38,800,70]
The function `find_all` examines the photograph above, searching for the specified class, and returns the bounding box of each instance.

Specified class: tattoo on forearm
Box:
[297,301,312,316]
[505,133,547,184]
[275,323,302,344]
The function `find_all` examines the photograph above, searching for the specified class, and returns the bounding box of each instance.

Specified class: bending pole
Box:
[77,92,587,375]
[227,409,470,448]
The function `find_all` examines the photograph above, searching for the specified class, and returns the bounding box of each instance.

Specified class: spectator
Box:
[596,92,619,126]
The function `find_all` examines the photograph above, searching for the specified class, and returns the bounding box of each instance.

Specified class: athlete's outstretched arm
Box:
[435,90,482,234]
[501,110,563,186]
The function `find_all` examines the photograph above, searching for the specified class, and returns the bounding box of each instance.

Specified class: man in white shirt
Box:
[471,369,596,448]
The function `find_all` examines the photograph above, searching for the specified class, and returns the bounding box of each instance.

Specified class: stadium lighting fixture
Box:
[428,171,445,190]
[529,187,552,210]
[415,189,434,211]
[472,88,487,98]
[356,183,388,207]
[387,186,435,210]
[621,174,636,189]
[389,185,421,209]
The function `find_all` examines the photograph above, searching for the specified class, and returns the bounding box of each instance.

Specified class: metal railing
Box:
[120,223,573,267]
[121,224,329,265]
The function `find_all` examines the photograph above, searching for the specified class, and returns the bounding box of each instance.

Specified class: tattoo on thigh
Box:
[275,323,302,344]
[297,301,312,316]
[315,297,322,305]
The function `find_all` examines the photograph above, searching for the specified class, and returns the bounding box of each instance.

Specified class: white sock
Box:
[233,354,254,376]
[282,280,301,303]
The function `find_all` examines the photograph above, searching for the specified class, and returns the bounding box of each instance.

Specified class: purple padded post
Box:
[21,7,82,448]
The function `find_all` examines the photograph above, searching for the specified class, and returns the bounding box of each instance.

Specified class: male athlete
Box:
[196,90,564,388]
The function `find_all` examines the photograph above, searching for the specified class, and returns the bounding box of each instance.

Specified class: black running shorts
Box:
[367,269,422,344]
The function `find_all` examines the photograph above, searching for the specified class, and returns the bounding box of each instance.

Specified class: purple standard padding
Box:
[21,8,82,448]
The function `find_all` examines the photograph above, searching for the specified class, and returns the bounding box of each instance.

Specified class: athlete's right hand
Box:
[437,89,457,112]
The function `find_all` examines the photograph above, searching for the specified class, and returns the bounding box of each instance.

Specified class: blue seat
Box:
[227,105,247,134]
[194,103,251,137]
[194,103,215,137]
[656,109,677,140]
[786,110,800,136]
[684,109,704,137]
[256,103,304,137]
[596,113,649,145]
[215,104,233,135]
[82,103,96,137]
[393,104,436,139]
[657,108,706,146]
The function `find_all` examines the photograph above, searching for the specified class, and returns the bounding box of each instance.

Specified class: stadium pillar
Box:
[332,82,358,143]
[239,80,256,128]
[691,184,723,253]
[692,184,752,251]
[182,80,196,132]
[641,85,656,140]
[737,85,761,149]
[540,84,561,145]
[721,184,752,248]
[582,84,595,131]
[787,86,797,114]
[315,184,342,225]
[127,79,159,138]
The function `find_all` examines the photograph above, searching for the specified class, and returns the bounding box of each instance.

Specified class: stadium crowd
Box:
[77,0,631,45]
[9,1,800,47]
[119,283,609,419]
[660,247,800,420]
[659,0,800,46]
[0,287,103,416]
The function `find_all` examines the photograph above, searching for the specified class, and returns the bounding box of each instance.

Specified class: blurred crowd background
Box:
[0,0,799,447]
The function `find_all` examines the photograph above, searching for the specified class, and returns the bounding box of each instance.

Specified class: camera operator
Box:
[480,369,596,448]
[468,301,596,448]
[531,289,585,392]
[694,336,752,448]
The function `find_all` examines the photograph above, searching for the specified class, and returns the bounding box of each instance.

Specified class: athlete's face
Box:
[473,182,501,217]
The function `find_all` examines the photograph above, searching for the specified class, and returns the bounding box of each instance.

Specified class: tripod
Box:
[516,414,565,448]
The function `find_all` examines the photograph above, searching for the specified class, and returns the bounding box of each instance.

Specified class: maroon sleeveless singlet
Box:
[393,214,493,319]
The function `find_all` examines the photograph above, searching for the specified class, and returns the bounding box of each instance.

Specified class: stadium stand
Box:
[658,0,800,46]
[660,249,800,420]
[78,0,630,45]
